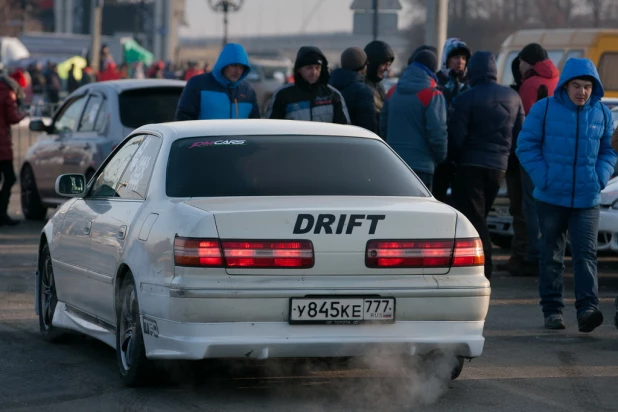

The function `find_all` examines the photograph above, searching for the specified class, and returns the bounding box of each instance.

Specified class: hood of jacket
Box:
[467,51,497,86]
[554,57,604,109]
[212,43,251,88]
[396,63,433,94]
[524,59,560,81]
[293,46,330,87]
[440,38,471,72]
[364,40,395,83]
[328,68,364,90]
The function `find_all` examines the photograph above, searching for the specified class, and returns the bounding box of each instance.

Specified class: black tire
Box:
[490,233,512,250]
[38,243,66,342]
[421,351,465,381]
[450,356,465,380]
[21,165,47,221]
[116,272,152,386]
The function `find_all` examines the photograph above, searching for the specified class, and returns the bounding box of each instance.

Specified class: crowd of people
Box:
[2,36,618,333]
[172,38,618,333]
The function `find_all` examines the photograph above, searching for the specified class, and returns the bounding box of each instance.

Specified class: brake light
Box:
[452,238,485,266]
[222,240,314,268]
[174,238,223,267]
[365,238,484,268]
[174,238,314,268]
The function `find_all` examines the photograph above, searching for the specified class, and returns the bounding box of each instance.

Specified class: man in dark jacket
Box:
[517,58,617,332]
[433,38,472,204]
[383,50,447,190]
[329,47,376,133]
[0,74,25,226]
[175,43,260,120]
[266,46,349,124]
[449,51,525,280]
[364,40,395,135]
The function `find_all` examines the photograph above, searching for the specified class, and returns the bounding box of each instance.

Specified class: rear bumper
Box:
[599,209,618,252]
[141,318,486,360]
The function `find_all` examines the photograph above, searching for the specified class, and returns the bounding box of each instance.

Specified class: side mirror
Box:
[29,119,47,132]
[55,174,87,198]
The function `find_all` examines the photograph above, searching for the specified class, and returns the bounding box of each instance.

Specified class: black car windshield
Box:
[118,87,183,128]
[166,135,428,197]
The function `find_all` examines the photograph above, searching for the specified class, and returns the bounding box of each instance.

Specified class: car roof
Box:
[134,120,380,141]
[86,79,186,93]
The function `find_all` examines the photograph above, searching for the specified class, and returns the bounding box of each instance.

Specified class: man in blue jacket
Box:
[516,58,617,332]
[449,51,525,280]
[175,43,260,120]
[383,50,447,190]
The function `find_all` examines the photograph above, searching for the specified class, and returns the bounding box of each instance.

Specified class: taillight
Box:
[365,238,484,268]
[174,238,223,267]
[452,238,485,267]
[174,238,314,268]
[222,240,314,268]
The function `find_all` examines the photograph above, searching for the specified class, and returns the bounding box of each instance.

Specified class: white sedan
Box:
[599,177,618,252]
[35,120,490,386]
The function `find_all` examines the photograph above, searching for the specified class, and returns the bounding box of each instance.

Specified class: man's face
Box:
[519,59,533,76]
[447,55,466,72]
[298,64,321,84]
[567,79,593,106]
[375,61,391,79]
[223,64,245,82]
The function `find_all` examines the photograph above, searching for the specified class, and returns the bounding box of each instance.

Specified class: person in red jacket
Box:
[0,74,26,225]
[518,43,559,114]
[517,43,560,276]
[97,62,122,82]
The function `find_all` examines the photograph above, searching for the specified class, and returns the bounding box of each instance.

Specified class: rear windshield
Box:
[166,136,428,197]
[118,87,183,128]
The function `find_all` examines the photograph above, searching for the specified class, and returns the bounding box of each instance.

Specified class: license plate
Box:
[289,297,395,324]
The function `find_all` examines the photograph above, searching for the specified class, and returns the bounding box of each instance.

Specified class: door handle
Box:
[117,225,127,240]
[84,221,92,235]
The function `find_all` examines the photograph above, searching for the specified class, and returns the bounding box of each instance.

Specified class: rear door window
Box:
[166,136,428,198]
[118,87,183,129]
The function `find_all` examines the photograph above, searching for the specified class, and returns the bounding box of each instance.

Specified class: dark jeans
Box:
[453,166,505,279]
[521,168,541,262]
[432,162,455,203]
[0,161,16,218]
[414,171,433,192]
[537,201,600,316]
[505,162,527,260]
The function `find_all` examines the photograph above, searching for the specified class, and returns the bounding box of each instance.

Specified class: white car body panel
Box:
[39,120,491,362]
[599,177,618,252]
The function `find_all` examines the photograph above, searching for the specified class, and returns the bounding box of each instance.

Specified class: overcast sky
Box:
[180,0,413,38]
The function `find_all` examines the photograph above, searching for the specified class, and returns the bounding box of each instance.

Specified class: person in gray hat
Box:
[328,47,377,133]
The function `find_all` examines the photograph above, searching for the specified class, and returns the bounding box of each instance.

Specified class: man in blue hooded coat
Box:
[175,43,260,120]
[517,58,617,332]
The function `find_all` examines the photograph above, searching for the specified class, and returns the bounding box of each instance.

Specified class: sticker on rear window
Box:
[189,140,246,149]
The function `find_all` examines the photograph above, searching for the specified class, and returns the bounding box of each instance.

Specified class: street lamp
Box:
[207,0,245,47]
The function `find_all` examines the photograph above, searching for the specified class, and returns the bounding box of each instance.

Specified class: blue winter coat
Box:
[383,63,447,174]
[175,43,260,120]
[329,68,377,133]
[516,58,617,208]
[448,51,525,171]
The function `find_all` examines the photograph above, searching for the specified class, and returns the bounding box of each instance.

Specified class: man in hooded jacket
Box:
[449,51,525,280]
[329,47,376,133]
[383,50,447,190]
[364,40,395,135]
[266,46,349,124]
[175,43,260,120]
[516,58,617,332]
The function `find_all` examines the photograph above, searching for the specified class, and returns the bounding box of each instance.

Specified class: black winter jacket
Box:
[448,51,525,172]
[329,68,377,133]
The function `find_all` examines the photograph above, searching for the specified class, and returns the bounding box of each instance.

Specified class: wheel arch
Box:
[115,264,132,317]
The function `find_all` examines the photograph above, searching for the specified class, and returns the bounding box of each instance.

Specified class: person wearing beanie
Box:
[384,44,438,103]
[449,51,524,280]
[514,43,560,277]
[433,38,472,204]
[175,43,260,120]
[382,49,446,191]
[517,58,616,332]
[363,40,395,135]
[328,47,377,132]
[266,46,349,124]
